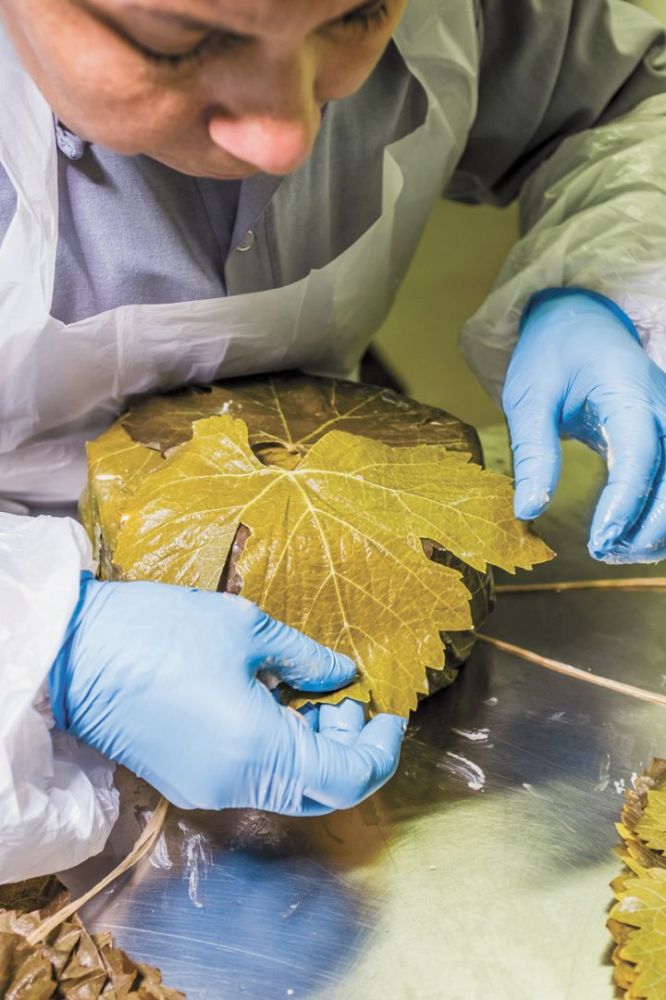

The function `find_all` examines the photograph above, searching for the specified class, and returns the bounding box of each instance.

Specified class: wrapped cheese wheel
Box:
[82,374,548,714]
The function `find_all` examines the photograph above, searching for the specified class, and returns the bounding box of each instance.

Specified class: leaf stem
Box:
[28,797,169,945]
[476,634,666,707]
[496,578,666,594]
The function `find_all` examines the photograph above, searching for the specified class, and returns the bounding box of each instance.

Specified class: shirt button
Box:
[236,230,255,253]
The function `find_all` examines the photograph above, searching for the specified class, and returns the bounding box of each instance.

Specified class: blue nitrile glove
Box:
[503,289,666,564]
[49,574,405,814]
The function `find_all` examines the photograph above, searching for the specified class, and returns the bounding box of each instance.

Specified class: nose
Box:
[208,108,320,175]
[207,49,321,175]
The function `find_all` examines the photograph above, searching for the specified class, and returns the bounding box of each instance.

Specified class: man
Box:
[0,0,665,882]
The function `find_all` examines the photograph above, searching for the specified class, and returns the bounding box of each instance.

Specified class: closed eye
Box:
[123,0,391,71]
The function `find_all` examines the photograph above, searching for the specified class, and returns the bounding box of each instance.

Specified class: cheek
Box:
[316,56,376,103]
[314,21,406,103]
[5,2,206,156]
[71,76,202,156]
[60,56,208,156]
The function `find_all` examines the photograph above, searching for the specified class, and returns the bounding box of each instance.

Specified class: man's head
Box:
[0,0,406,178]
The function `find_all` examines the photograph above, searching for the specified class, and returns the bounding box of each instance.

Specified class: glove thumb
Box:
[251,610,358,693]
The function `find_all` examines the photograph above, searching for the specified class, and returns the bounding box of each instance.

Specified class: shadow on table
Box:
[74,642,634,998]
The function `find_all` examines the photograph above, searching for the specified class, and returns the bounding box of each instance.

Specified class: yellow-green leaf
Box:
[611,871,666,999]
[609,760,666,999]
[111,415,551,715]
[85,423,164,552]
[636,787,666,856]
[119,375,478,459]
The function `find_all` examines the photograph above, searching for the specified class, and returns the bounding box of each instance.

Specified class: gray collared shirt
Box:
[0,0,664,327]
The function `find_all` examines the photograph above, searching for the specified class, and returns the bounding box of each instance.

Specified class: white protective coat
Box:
[0,0,480,881]
[1,0,666,881]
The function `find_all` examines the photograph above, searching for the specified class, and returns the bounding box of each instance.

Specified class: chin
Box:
[148,147,261,181]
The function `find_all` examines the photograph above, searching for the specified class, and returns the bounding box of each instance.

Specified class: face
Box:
[0,0,407,179]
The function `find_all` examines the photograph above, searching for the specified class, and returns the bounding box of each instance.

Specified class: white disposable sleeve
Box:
[0,512,119,884]
[459,94,666,400]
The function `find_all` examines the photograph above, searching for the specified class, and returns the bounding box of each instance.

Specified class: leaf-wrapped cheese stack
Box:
[0,876,183,998]
[82,374,552,716]
[608,759,666,1000]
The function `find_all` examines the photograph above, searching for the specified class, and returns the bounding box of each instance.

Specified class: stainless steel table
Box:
[64,428,666,1000]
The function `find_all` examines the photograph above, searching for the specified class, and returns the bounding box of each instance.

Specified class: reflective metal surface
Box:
[63,429,666,999]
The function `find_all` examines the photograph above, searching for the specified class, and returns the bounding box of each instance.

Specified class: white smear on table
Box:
[438,752,486,791]
[281,901,301,920]
[548,711,566,722]
[218,401,233,414]
[149,830,174,870]
[483,696,498,707]
[613,778,626,795]
[179,820,212,910]
[521,783,549,800]
[661,674,666,689]
[451,727,490,743]
[595,753,611,793]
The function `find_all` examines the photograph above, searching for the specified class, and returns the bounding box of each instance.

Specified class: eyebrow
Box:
[118,4,214,32]
[113,0,379,34]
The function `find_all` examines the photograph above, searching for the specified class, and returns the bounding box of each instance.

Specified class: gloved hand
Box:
[503,289,666,564]
[49,574,405,814]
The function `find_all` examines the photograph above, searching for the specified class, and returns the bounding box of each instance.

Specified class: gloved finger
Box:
[299,703,320,731]
[602,438,666,562]
[504,391,561,520]
[251,611,357,693]
[597,538,666,566]
[301,713,406,811]
[286,795,339,818]
[318,699,366,745]
[588,407,661,558]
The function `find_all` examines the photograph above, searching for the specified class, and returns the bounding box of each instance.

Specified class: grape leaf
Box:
[119,374,478,460]
[608,759,666,999]
[0,878,184,999]
[105,413,552,715]
[88,377,507,707]
[634,785,666,856]
[85,376,553,715]
[0,876,66,917]
[81,422,164,576]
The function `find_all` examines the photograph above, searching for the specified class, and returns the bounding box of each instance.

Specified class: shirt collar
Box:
[54,118,87,161]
